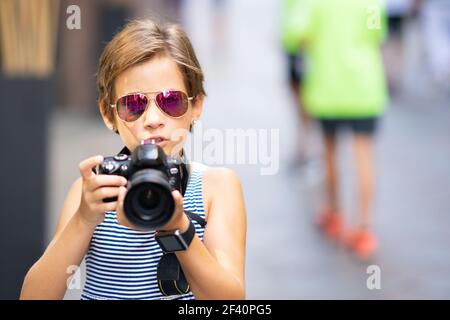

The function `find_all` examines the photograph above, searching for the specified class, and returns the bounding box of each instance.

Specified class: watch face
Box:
[157,233,187,252]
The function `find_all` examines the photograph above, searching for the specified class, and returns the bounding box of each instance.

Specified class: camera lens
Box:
[138,189,160,211]
[124,169,174,229]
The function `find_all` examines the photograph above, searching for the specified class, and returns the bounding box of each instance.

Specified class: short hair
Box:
[97,19,206,130]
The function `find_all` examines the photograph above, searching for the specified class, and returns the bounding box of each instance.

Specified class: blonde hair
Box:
[97,19,206,131]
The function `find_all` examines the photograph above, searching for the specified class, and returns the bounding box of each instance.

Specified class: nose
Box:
[143,98,165,129]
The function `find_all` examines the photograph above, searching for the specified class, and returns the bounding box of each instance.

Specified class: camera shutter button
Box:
[114,154,128,161]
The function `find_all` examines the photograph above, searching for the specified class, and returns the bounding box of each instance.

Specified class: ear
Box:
[191,95,204,121]
[99,101,117,132]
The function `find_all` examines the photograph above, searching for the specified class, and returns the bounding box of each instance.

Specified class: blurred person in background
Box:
[285,0,388,259]
[421,0,450,92]
[383,0,419,95]
[282,0,315,166]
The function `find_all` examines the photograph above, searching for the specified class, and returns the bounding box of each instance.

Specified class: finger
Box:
[117,186,127,208]
[91,187,122,203]
[172,190,184,210]
[115,186,127,219]
[79,155,104,180]
[98,201,119,213]
[89,175,128,191]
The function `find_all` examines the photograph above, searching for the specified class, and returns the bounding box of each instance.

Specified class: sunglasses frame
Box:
[110,89,194,122]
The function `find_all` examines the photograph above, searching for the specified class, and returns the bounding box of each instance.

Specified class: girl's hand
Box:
[115,184,133,229]
[158,190,189,232]
[77,155,128,228]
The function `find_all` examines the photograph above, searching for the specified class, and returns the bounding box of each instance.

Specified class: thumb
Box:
[172,190,184,212]
[117,186,127,211]
[116,186,131,228]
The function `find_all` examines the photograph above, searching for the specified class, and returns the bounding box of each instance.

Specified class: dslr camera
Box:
[96,142,188,230]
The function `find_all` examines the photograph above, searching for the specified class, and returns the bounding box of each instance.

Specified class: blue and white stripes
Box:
[81,163,206,300]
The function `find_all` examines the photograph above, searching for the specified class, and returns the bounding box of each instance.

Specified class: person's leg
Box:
[352,133,375,230]
[316,119,344,239]
[323,131,339,213]
[346,118,378,259]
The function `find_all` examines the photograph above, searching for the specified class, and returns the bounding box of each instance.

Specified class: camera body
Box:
[97,142,188,230]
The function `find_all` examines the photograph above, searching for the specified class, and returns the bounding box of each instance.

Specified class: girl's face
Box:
[105,55,203,156]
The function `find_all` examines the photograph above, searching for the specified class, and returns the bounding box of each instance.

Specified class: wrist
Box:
[74,209,99,232]
[178,213,190,233]
[155,215,195,253]
[160,212,190,233]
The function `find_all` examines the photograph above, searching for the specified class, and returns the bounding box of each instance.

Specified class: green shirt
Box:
[285,0,388,118]
[281,0,303,54]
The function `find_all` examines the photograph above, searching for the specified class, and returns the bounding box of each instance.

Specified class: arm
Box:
[20,156,127,299]
[283,0,314,50]
[166,168,247,299]
[20,178,93,299]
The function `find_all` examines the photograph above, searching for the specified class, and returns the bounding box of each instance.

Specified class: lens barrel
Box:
[123,169,174,229]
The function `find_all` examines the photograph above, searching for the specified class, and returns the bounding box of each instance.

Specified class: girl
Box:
[20,19,247,300]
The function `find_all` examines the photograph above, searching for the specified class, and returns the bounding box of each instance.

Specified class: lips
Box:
[144,136,167,144]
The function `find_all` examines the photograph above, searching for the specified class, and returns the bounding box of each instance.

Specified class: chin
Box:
[165,145,184,157]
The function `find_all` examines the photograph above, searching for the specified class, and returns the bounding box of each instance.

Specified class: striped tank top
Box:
[81,162,207,300]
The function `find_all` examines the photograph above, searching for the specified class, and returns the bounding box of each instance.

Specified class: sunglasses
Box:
[111,89,193,122]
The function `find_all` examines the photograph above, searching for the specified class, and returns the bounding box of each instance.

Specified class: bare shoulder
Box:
[201,167,245,220]
[203,167,242,186]
[203,167,243,198]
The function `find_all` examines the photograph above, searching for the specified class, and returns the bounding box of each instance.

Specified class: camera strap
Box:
[157,210,206,296]
[157,253,190,296]
[118,146,131,155]
[185,210,207,227]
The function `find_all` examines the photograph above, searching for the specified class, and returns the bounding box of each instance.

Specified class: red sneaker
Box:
[315,207,333,228]
[345,229,378,260]
[324,214,344,240]
[316,208,344,240]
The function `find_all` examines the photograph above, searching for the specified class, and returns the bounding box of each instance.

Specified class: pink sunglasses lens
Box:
[156,90,188,117]
[117,93,147,122]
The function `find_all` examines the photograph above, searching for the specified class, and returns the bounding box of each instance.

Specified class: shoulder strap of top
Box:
[185,161,208,227]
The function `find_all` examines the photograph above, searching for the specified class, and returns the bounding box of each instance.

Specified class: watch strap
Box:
[180,217,196,249]
[156,217,195,253]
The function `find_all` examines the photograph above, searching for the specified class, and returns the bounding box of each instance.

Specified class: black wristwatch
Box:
[155,219,195,253]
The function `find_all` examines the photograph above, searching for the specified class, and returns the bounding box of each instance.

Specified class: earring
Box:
[189,119,197,132]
